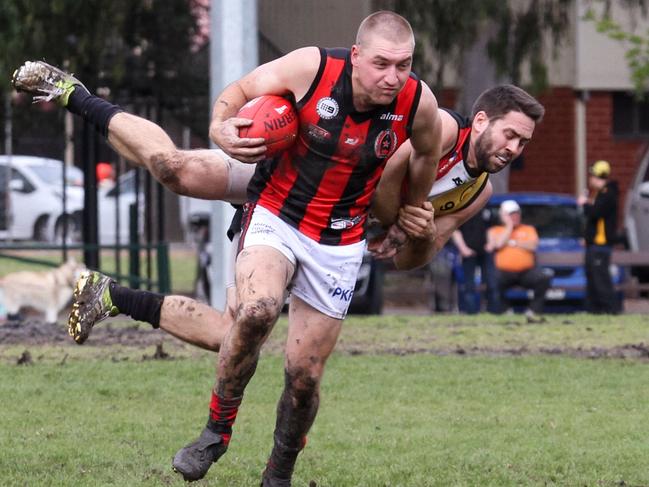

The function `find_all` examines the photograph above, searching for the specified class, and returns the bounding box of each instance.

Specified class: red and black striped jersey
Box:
[247,47,422,245]
[435,109,472,183]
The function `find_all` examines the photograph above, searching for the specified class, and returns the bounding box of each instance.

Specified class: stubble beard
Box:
[474,125,504,174]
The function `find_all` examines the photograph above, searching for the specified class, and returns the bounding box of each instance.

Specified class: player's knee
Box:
[149,150,188,194]
[236,297,281,337]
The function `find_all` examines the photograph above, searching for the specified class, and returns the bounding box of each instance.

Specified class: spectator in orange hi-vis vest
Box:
[486,199,553,323]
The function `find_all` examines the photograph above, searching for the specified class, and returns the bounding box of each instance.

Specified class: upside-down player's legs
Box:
[67,268,235,348]
[106,113,254,203]
[160,228,241,350]
[158,286,236,351]
[12,60,254,204]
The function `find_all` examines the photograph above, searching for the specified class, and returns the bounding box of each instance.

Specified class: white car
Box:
[97,170,143,245]
[0,158,200,246]
[0,155,84,242]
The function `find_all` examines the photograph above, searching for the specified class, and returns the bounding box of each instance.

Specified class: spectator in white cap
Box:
[486,199,552,323]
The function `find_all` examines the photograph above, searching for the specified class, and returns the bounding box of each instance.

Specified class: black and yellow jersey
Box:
[427,109,488,217]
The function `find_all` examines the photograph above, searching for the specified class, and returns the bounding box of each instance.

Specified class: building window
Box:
[612,92,649,137]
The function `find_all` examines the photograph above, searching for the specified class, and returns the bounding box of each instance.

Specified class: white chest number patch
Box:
[316,97,339,120]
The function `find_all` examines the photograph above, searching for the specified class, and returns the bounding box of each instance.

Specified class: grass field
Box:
[1,313,649,486]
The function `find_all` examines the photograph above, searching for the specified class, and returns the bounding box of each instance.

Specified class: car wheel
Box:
[54,215,81,244]
[33,215,50,241]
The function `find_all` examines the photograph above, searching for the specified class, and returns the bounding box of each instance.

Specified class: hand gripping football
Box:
[237,95,298,157]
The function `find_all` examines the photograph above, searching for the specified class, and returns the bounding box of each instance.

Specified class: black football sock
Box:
[265,434,306,480]
[108,282,164,328]
[66,86,122,137]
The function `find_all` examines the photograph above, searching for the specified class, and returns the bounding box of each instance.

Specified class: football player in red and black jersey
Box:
[193,11,442,485]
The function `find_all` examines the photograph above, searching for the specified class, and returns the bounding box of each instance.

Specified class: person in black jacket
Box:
[578,160,620,313]
[452,210,500,313]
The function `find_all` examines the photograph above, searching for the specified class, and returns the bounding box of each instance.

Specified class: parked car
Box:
[0,155,84,242]
[98,170,143,245]
[625,147,649,253]
[458,192,624,312]
[624,147,649,283]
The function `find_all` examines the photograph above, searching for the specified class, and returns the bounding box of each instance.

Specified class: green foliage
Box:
[583,0,649,97]
[391,0,485,91]
[0,0,209,132]
[393,0,571,93]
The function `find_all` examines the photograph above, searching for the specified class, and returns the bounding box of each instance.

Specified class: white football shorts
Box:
[239,204,365,319]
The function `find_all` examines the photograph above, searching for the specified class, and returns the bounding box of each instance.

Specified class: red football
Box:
[237,95,299,157]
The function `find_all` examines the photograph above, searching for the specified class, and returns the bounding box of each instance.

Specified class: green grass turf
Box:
[1,313,649,486]
[0,248,198,293]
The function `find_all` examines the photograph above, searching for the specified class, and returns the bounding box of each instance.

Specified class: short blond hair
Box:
[356,10,414,47]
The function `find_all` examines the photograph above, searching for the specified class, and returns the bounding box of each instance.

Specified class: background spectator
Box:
[487,200,552,323]
[452,209,499,314]
[428,243,458,312]
[578,160,620,314]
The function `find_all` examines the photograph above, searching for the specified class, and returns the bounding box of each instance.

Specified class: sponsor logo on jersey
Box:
[249,222,276,236]
[374,129,398,159]
[344,136,360,146]
[379,112,404,122]
[436,151,463,180]
[330,215,362,230]
[331,286,354,302]
[316,97,339,119]
[307,123,332,142]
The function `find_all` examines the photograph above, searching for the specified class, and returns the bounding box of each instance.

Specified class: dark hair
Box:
[471,85,545,123]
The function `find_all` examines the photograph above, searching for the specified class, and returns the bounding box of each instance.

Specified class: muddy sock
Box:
[66,86,122,137]
[206,392,242,446]
[265,434,306,480]
[108,282,164,328]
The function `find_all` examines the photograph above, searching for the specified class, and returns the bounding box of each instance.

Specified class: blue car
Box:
[458,192,624,313]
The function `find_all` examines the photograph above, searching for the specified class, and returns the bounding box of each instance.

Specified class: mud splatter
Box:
[16,350,32,365]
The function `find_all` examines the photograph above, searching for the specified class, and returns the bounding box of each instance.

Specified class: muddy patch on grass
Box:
[0,318,167,348]
[2,318,649,362]
[341,343,649,361]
